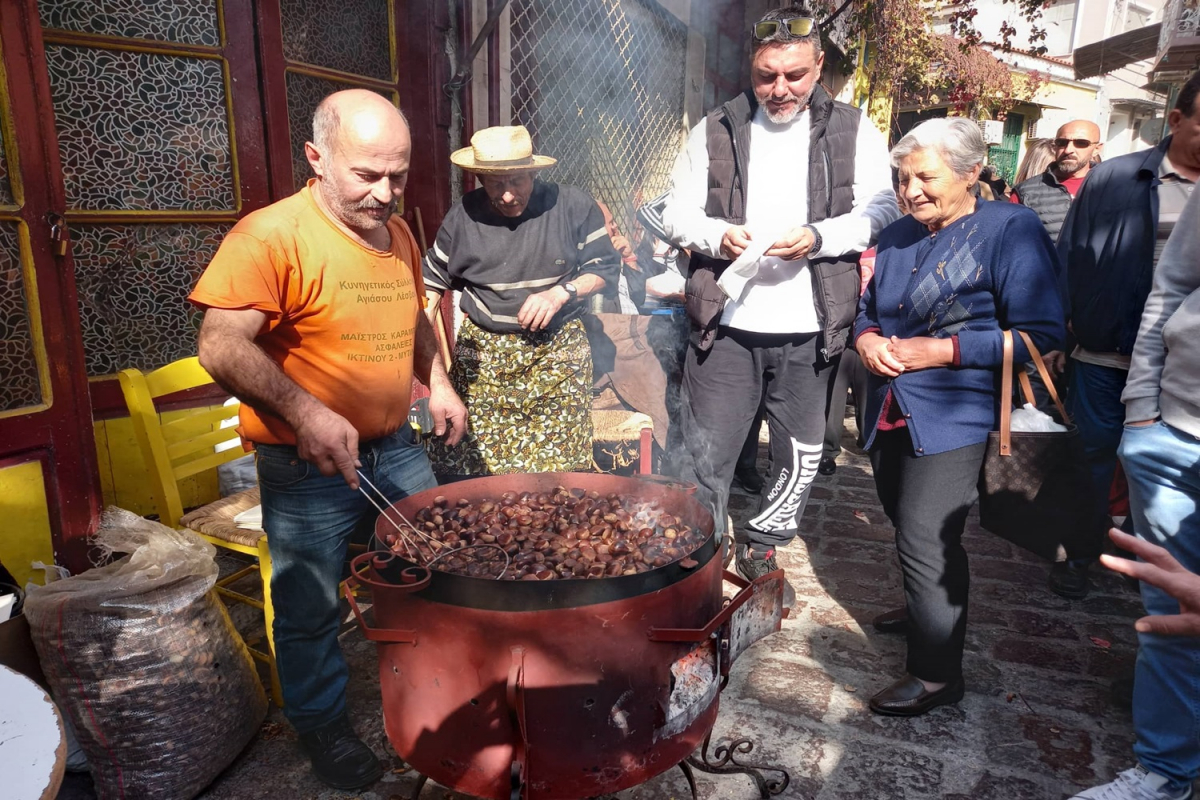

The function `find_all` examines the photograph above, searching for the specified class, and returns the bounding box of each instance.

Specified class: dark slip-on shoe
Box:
[869,674,965,717]
[871,607,909,635]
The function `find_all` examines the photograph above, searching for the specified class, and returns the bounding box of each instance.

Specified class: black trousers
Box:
[823,347,869,459]
[681,327,835,549]
[870,428,987,683]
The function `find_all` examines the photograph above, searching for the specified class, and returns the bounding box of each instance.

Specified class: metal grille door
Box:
[509,0,687,239]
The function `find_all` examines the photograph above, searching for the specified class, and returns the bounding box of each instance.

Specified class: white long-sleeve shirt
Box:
[662,105,898,333]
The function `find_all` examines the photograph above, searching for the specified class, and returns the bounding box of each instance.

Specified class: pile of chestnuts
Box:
[381,486,705,580]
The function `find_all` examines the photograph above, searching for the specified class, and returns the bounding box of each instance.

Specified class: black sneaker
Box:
[734,467,764,494]
[818,457,837,476]
[1049,560,1090,599]
[297,714,384,790]
[735,544,796,609]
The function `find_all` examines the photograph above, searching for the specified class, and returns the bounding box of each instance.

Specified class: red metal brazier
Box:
[346,473,779,800]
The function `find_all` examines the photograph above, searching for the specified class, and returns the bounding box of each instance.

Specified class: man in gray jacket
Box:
[661,4,897,604]
[1072,180,1200,800]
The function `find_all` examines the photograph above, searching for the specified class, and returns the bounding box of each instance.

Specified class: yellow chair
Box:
[118,357,282,707]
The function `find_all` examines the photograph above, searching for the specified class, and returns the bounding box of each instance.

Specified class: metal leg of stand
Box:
[677,758,700,800]
[410,772,429,800]
[683,732,790,798]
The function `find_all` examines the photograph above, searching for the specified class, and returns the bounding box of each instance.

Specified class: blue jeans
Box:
[256,424,437,734]
[1119,421,1200,789]
[1067,360,1129,545]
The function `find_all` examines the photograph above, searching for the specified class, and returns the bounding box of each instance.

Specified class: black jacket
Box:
[683,86,862,360]
[1057,138,1170,355]
[1012,169,1072,241]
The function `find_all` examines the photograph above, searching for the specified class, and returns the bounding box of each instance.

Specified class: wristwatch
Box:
[803,225,823,257]
[561,282,578,299]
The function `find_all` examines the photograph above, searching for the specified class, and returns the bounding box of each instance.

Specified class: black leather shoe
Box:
[298,714,384,790]
[872,607,909,635]
[735,544,797,610]
[869,674,965,717]
[1049,560,1090,599]
[818,457,837,476]
[734,468,764,494]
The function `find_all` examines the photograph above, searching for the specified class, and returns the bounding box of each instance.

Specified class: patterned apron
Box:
[428,317,593,476]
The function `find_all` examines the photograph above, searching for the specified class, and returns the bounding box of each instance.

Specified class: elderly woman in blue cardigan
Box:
[854,117,1065,717]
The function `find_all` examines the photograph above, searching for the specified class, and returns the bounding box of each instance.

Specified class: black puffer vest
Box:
[683,85,862,360]
[1012,169,1072,241]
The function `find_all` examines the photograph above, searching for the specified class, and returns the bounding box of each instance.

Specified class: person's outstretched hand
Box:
[1101,528,1200,636]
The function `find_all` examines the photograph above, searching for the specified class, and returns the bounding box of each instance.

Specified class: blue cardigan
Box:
[854,200,1065,456]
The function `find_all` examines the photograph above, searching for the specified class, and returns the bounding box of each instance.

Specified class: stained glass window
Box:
[280,0,392,80]
[71,223,231,376]
[45,45,236,212]
[0,223,42,411]
[38,0,220,48]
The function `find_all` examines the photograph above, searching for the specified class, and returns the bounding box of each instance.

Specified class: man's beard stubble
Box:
[759,88,814,125]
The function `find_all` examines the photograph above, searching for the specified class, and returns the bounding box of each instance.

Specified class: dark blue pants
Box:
[1065,360,1128,539]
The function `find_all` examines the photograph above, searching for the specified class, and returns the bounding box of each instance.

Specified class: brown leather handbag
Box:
[977,330,1106,562]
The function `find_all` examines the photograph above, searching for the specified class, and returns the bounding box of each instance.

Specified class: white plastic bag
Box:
[1010,403,1068,433]
[25,508,267,799]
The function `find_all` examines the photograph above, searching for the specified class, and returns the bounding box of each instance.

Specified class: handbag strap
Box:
[999,329,1074,457]
[1016,330,1072,426]
[1000,331,1014,456]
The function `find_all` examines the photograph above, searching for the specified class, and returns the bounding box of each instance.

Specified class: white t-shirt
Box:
[661,100,898,335]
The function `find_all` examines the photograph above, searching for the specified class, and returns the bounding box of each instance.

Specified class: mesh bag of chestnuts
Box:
[24,508,268,799]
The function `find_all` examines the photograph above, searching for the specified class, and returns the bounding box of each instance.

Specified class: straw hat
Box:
[450,125,557,174]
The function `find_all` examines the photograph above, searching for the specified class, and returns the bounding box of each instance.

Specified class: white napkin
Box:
[0,592,15,622]
[716,226,786,302]
[234,504,264,531]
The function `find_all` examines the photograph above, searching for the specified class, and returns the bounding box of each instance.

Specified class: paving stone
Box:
[1001,609,1084,641]
[944,770,1061,800]
[823,742,945,799]
[980,708,1099,787]
[742,659,837,722]
[992,636,1089,674]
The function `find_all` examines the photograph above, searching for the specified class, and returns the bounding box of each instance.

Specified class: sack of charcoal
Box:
[24,507,268,799]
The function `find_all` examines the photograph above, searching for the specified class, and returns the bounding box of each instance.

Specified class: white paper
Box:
[716,226,786,302]
[0,592,14,622]
[234,504,264,531]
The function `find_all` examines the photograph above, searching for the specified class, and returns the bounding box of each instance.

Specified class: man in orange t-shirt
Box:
[190,89,465,791]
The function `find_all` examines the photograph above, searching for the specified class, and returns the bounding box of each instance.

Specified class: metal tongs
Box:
[356,470,510,579]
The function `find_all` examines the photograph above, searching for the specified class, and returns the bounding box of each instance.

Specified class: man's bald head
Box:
[304,89,412,239]
[1053,120,1102,179]
[312,89,409,155]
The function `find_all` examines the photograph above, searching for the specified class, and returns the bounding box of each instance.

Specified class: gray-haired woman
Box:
[854,117,1065,716]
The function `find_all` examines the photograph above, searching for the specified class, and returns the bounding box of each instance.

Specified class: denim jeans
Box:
[256,424,437,734]
[1119,420,1200,789]
[1066,360,1129,533]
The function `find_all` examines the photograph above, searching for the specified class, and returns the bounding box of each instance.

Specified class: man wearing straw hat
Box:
[191,89,466,791]
[422,125,620,477]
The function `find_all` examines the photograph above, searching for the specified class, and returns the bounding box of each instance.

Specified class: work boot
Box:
[298,714,384,790]
[1069,766,1193,799]
[735,544,796,609]
[1049,560,1091,599]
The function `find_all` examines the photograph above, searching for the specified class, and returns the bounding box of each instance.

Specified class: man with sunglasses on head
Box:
[661,5,898,608]
[1010,120,1102,241]
[1050,71,1200,606]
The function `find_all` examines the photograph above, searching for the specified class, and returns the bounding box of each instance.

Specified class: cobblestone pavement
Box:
[59,426,1152,800]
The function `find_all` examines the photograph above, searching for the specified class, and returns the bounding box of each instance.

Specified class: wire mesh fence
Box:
[509,0,688,242]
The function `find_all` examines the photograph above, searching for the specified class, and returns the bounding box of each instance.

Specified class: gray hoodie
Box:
[1122,186,1200,438]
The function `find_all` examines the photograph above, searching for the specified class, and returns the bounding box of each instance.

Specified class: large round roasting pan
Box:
[349,472,727,800]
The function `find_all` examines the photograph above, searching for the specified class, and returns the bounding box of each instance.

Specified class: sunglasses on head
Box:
[1054,138,1097,149]
[753,16,815,41]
